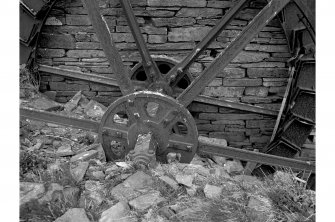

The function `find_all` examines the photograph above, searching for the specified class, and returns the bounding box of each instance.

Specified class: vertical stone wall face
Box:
[37,0,291,149]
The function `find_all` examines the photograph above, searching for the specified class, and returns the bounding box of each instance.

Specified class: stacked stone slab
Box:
[37,0,291,149]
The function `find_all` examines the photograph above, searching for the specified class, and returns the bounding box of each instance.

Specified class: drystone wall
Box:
[37,0,291,150]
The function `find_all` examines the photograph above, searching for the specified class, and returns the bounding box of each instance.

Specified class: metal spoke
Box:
[120,0,163,84]
[81,0,134,95]
[20,108,100,132]
[165,0,249,86]
[177,0,290,107]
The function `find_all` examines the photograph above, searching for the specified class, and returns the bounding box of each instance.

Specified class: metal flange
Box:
[98,91,198,163]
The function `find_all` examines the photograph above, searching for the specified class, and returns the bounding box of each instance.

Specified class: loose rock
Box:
[57,144,74,157]
[129,190,166,212]
[159,176,179,190]
[54,208,90,222]
[70,161,89,183]
[175,174,194,187]
[38,183,63,203]
[224,160,244,174]
[70,150,99,162]
[99,201,135,222]
[20,182,45,206]
[247,196,273,222]
[204,184,223,199]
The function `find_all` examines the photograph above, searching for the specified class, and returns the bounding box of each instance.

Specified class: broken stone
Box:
[159,176,179,190]
[38,183,63,204]
[63,187,80,206]
[123,171,154,189]
[186,184,198,196]
[246,196,273,222]
[57,144,74,157]
[181,164,210,176]
[28,96,63,111]
[233,175,263,188]
[74,143,100,154]
[175,174,194,187]
[211,166,231,178]
[158,206,176,220]
[212,156,227,166]
[64,91,83,112]
[105,165,119,175]
[110,184,142,202]
[43,91,57,100]
[99,201,134,222]
[54,208,90,222]
[27,139,43,152]
[70,150,99,162]
[70,161,89,183]
[84,180,106,206]
[224,160,244,174]
[129,190,166,212]
[20,182,45,206]
[84,100,107,118]
[204,184,223,199]
[91,171,105,180]
[116,162,131,169]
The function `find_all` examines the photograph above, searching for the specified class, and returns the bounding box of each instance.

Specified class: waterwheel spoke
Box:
[81,0,135,95]
[176,0,290,107]
[120,0,163,84]
[164,0,249,87]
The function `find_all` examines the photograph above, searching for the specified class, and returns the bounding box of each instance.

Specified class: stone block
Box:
[75,42,101,49]
[39,34,75,49]
[210,132,246,142]
[148,35,167,43]
[66,49,105,58]
[217,68,245,78]
[176,8,222,18]
[263,81,286,87]
[145,10,175,17]
[54,208,90,222]
[245,87,269,97]
[49,82,90,91]
[66,15,91,25]
[246,120,276,129]
[199,113,264,120]
[207,1,234,8]
[148,0,206,7]
[232,51,270,63]
[250,136,271,144]
[245,44,289,52]
[202,86,244,97]
[219,30,241,38]
[222,78,262,86]
[269,86,286,95]
[241,62,286,68]
[247,68,289,78]
[212,120,245,125]
[241,96,281,104]
[45,16,63,26]
[196,124,225,131]
[188,102,218,113]
[37,48,65,58]
[111,33,137,42]
[99,201,131,222]
[168,26,212,42]
[208,78,222,86]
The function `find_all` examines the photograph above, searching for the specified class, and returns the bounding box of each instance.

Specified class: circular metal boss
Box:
[98,91,198,163]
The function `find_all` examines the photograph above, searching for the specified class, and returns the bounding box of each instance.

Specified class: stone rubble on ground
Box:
[20,92,314,222]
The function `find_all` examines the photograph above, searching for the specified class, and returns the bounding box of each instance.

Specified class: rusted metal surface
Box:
[99,91,198,163]
[177,0,290,107]
[20,108,100,132]
[128,133,157,166]
[195,95,278,117]
[270,67,295,142]
[20,0,56,65]
[165,0,250,86]
[120,0,164,88]
[39,65,120,87]
[198,136,315,172]
[81,0,134,95]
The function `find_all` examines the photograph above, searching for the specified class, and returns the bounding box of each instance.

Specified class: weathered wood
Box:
[177,0,290,107]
